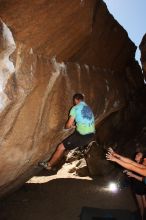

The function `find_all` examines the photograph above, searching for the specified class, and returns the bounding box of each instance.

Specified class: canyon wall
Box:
[140,34,146,79]
[0,0,145,196]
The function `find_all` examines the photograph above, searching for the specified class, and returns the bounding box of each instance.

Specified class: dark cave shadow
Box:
[35,168,58,176]
[0,178,137,220]
[0,178,94,220]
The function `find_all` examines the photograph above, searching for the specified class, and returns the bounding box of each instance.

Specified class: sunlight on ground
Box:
[27,162,92,184]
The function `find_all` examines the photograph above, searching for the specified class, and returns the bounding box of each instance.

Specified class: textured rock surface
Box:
[0,0,95,60]
[140,33,146,79]
[69,0,136,71]
[0,0,136,69]
[0,0,145,197]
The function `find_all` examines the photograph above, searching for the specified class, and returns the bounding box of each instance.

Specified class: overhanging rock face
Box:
[140,33,146,79]
[0,0,145,196]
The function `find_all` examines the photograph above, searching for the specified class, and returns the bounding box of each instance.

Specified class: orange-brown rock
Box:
[0,0,136,70]
[69,0,136,71]
[0,0,145,197]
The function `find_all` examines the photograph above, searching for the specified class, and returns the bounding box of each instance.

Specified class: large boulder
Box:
[140,34,146,79]
[0,0,145,197]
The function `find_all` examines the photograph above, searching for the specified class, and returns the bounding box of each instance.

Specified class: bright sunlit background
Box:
[104,0,146,63]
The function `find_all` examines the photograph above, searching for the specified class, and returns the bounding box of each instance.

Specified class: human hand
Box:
[126,171,134,177]
[108,147,115,155]
[123,169,128,174]
[106,152,116,162]
[63,127,74,131]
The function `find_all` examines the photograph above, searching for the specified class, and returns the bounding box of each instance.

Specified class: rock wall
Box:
[0,0,95,60]
[0,0,136,69]
[140,33,146,79]
[0,0,145,196]
[69,0,136,71]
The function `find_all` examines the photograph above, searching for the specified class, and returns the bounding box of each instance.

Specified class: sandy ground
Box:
[0,163,138,220]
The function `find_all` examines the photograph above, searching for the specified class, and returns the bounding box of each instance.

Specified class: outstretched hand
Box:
[123,170,134,178]
[107,147,114,154]
[126,171,134,178]
[106,152,116,162]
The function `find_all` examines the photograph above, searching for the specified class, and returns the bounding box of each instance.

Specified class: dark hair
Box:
[73,93,84,101]
[135,151,146,164]
[143,151,146,158]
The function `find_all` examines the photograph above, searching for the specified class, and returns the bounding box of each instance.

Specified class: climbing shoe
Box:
[39,161,52,170]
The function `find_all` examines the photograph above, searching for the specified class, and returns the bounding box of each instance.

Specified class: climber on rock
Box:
[39,93,95,171]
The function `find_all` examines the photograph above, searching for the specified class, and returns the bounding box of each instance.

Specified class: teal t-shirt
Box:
[70,101,95,135]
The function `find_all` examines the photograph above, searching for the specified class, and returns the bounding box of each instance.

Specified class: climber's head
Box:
[73,93,84,105]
